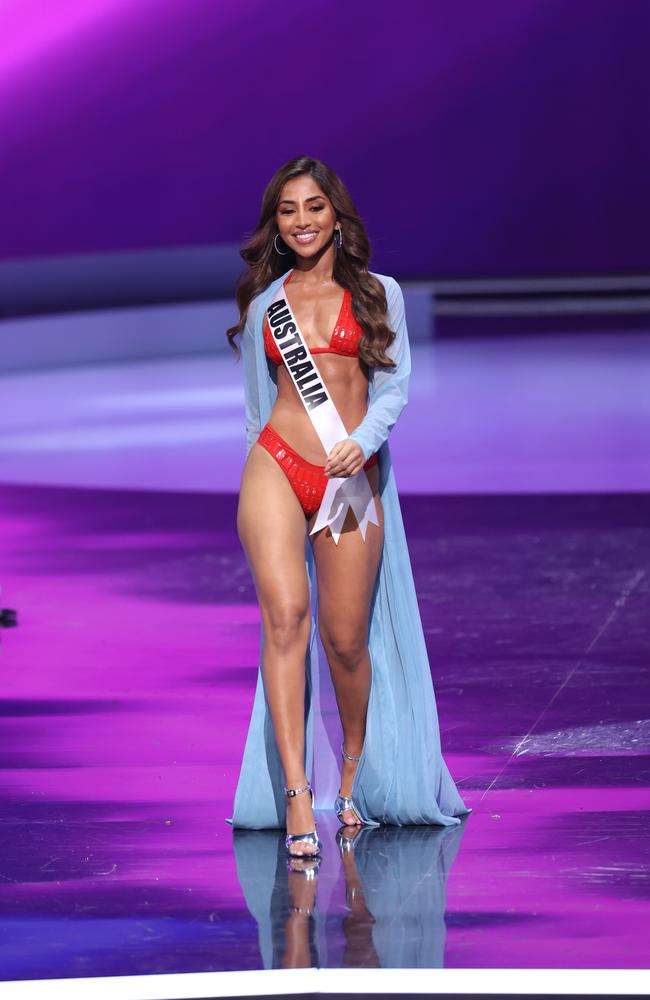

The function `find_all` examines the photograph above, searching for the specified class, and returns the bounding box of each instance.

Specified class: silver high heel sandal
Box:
[336,824,372,855]
[335,744,366,826]
[286,856,321,878]
[284,782,322,858]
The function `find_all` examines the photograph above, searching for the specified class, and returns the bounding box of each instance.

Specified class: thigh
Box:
[238,443,310,617]
[309,464,384,642]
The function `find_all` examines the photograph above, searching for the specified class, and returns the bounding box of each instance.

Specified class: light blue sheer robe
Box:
[230,268,471,828]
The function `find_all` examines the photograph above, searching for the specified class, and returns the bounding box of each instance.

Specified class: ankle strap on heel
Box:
[284,782,312,798]
[341,744,361,763]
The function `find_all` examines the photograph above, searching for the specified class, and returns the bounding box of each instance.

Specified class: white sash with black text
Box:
[266,283,380,544]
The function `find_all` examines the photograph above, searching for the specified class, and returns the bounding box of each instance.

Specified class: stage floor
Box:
[0,482,648,982]
[1,333,649,495]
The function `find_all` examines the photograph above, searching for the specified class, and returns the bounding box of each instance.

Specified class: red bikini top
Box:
[264,269,363,367]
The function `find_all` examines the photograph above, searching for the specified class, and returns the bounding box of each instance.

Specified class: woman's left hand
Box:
[324,439,366,478]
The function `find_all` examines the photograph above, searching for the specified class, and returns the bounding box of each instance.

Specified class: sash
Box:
[266,283,380,545]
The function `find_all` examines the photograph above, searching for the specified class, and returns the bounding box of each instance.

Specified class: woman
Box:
[227,156,471,857]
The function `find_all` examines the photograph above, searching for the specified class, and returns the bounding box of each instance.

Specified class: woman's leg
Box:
[308,464,384,824]
[237,443,316,853]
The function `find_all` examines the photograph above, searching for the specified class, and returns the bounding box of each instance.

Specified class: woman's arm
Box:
[240,298,263,455]
[348,277,411,461]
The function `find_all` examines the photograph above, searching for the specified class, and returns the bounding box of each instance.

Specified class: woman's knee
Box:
[262,599,311,653]
[319,623,367,670]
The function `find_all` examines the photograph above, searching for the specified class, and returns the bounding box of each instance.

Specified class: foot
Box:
[286,785,319,857]
[338,753,362,826]
[337,824,365,852]
[287,855,320,877]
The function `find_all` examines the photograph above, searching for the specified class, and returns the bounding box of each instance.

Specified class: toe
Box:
[291,843,317,857]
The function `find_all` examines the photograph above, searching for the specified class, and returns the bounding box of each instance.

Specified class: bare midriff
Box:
[268,354,369,466]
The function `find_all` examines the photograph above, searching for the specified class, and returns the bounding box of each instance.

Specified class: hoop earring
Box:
[274,233,289,256]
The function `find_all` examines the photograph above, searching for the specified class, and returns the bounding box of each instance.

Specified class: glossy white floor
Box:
[0,967,647,999]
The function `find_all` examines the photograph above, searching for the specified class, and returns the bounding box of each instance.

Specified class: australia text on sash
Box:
[267,298,328,411]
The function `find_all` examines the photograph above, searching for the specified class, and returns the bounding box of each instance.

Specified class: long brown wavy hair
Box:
[226,156,396,368]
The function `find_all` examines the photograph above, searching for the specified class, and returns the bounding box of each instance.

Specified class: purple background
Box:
[0,1,648,982]
[1,0,647,277]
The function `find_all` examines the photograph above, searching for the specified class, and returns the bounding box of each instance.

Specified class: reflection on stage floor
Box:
[234,814,468,969]
[0,484,648,982]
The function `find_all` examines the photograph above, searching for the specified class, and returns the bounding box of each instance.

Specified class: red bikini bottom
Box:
[257,422,378,519]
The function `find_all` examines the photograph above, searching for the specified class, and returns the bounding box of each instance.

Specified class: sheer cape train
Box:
[230,267,471,828]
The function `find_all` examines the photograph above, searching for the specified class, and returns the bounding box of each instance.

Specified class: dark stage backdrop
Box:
[0,0,647,277]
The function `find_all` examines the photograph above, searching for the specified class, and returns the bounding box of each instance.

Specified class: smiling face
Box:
[275,174,338,258]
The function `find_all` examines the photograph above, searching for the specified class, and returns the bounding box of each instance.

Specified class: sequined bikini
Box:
[258,269,377,518]
[263,269,364,364]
